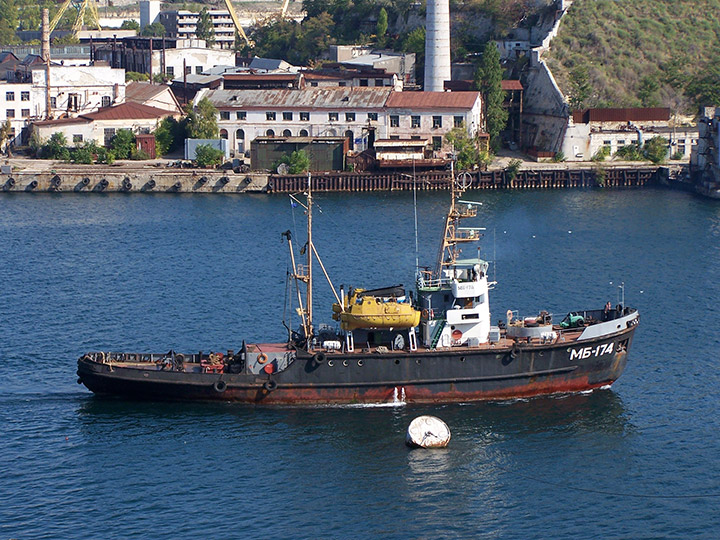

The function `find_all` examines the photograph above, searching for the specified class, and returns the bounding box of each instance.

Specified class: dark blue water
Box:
[1,188,719,539]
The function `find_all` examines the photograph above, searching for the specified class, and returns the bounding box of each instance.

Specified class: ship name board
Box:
[569,342,614,360]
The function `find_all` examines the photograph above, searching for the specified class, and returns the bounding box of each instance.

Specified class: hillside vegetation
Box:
[545,0,720,113]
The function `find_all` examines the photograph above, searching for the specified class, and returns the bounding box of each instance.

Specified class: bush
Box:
[552,151,566,162]
[614,144,643,161]
[505,159,522,182]
[671,150,685,160]
[110,129,135,159]
[41,132,70,161]
[154,117,182,155]
[591,146,611,162]
[194,144,225,167]
[126,71,149,82]
[130,147,151,160]
[71,146,94,164]
[643,136,668,164]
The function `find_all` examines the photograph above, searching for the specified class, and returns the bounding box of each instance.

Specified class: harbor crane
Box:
[49,0,100,37]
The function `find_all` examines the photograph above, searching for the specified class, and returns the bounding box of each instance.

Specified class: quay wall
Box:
[0,166,270,194]
[1,163,676,194]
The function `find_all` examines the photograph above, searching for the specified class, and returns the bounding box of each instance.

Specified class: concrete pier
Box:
[0,160,677,194]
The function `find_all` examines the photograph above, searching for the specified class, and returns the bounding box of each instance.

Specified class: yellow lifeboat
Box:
[332,286,421,331]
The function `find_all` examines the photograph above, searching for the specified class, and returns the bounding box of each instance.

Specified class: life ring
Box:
[421,309,429,319]
[213,380,227,393]
[264,379,277,392]
[313,352,326,364]
[257,353,268,364]
[506,309,513,322]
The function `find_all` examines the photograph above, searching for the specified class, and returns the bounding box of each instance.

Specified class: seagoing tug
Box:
[77,173,639,404]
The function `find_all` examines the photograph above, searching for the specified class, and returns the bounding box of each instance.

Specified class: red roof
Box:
[501,80,523,91]
[83,102,174,121]
[386,91,480,110]
[573,107,670,123]
[224,73,300,82]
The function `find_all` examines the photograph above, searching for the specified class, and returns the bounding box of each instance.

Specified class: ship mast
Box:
[286,173,344,346]
[434,167,478,279]
[306,172,313,338]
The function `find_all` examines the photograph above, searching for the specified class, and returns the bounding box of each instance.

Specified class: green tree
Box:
[638,74,660,107]
[0,120,12,155]
[687,64,720,109]
[376,7,388,47]
[444,125,487,170]
[474,41,508,151]
[278,149,311,174]
[140,22,165,37]
[121,19,140,31]
[154,116,182,155]
[400,26,425,85]
[185,98,219,139]
[0,0,20,44]
[194,143,225,167]
[643,136,668,164]
[568,66,592,110]
[41,132,70,160]
[126,71,149,82]
[195,7,215,46]
[505,159,522,183]
[110,129,135,159]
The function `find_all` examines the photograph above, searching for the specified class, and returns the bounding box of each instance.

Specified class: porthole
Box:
[358,360,364,367]
[328,360,334,367]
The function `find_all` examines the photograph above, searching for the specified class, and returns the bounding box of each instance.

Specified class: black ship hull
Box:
[76,322,637,405]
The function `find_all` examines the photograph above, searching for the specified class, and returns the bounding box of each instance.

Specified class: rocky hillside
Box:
[545,0,720,113]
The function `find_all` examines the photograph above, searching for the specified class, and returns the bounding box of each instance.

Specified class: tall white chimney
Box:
[424,0,451,92]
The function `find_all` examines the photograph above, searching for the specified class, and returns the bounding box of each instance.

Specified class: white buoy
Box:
[405,416,451,448]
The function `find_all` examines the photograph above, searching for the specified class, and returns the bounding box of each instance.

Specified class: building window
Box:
[220,129,228,139]
[310,82,318,87]
[678,145,686,154]
[282,111,293,121]
[411,135,421,140]
[185,65,192,75]
[266,112,276,121]
[236,111,246,120]
[299,129,308,136]
[21,91,29,101]
[329,112,338,122]
[345,130,354,151]
[21,109,29,117]
[104,128,115,146]
[617,139,625,145]
[390,135,399,140]
[166,66,174,77]
[236,128,244,140]
[375,79,384,87]
[73,134,83,143]
[346,112,355,122]
[220,111,230,120]
[68,93,80,112]
[282,129,292,137]
[266,129,275,137]
[411,116,420,128]
[6,109,14,119]
[454,116,464,128]
[432,116,442,128]
[5,92,14,101]
[196,66,203,74]
[368,112,378,121]
[300,112,309,121]
[432,136,442,150]
[101,96,111,108]
[50,97,56,108]
[359,79,368,87]
[338,81,347,87]
[390,115,399,127]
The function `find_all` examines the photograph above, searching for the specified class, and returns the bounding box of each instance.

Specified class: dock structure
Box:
[0,164,669,194]
[266,166,660,193]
